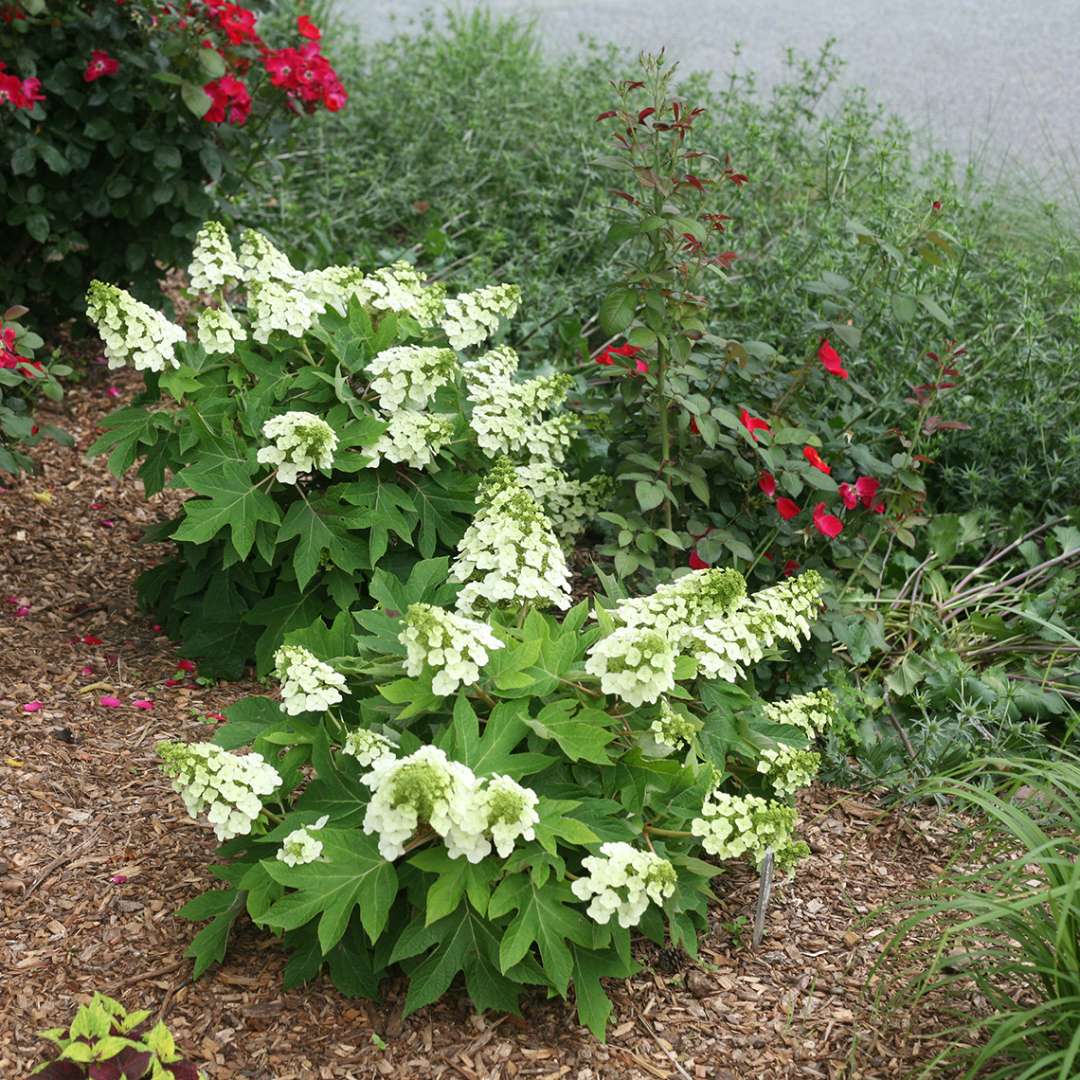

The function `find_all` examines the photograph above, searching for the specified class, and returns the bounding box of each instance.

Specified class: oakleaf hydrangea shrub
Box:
[0,303,71,474]
[32,991,202,1079]
[159,484,836,1040]
[87,223,605,676]
[1,0,346,318]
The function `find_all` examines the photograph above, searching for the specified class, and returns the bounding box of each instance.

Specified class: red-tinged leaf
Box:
[672,101,681,120]
[595,110,617,121]
[637,107,655,123]
[35,1064,84,1080]
[165,1064,201,1080]
[611,190,636,204]
[683,150,704,159]
[684,174,704,191]
[624,80,644,90]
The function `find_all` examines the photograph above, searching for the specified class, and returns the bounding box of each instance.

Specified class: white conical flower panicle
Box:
[763,689,836,740]
[476,774,539,857]
[356,262,445,326]
[86,281,186,373]
[158,741,280,841]
[342,728,397,770]
[188,221,243,291]
[298,265,367,316]
[400,603,504,696]
[746,570,825,648]
[451,460,572,613]
[570,842,677,928]
[277,815,329,866]
[248,279,323,343]
[690,790,807,869]
[441,283,522,349]
[360,745,486,862]
[649,698,700,750]
[196,306,246,355]
[610,567,746,647]
[755,745,820,797]
[237,227,296,282]
[585,625,677,707]
[363,409,454,470]
[273,644,348,715]
[257,411,338,484]
[514,461,610,543]
[367,345,457,413]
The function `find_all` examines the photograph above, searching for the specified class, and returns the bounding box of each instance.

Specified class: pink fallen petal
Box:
[81,634,104,645]
[177,659,197,672]
[89,502,107,510]
[109,874,128,884]
[131,699,153,710]
[80,666,94,676]
[206,712,226,722]
[14,605,30,618]
[164,678,183,687]
[105,386,122,399]
[151,623,162,633]
[23,700,43,713]
[99,695,122,708]
[98,519,115,528]
[5,595,19,605]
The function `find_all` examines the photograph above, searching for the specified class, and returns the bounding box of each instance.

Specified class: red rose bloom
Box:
[776,497,801,521]
[688,549,710,570]
[817,338,849,379]
[204,75,251,125]
[802,446,831,474]
[838,482,858,509]
[739,408,771,443]
[855,475,880,508]
[812,502,844,539]
[297,14,321,39]
[782,559,800,577]
[758,471,777,497]
[84,49,120,82]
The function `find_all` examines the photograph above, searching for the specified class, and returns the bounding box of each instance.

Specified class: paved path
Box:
[345,0,1080,187]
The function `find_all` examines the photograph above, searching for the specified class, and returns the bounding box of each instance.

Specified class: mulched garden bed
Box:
[1,374,976,1078]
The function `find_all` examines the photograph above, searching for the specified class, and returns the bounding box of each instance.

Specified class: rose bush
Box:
[0,0,346,319]
[157,479,836,1038]
[87,223,606,676]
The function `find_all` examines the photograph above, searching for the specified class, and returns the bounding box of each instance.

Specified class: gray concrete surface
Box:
[343,0,1080,185]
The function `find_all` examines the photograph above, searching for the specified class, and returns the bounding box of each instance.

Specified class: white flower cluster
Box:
[357,262,445,327]
[273,644,348,716]
[277,815,329,866]
[650,699,701,750]
[688,571,825,682]
[196,307,246,355]
[610,567,746,648]
[441,283,522,349]
[585,627,677,708]
[248,279,323,343]
[756,745,821,797]
[367,345,457,413]
[188,221,243,291]
[464,347,575,461]
[237,227,296,283]
[451,461,572,613]
[342,728,397,770]
[360,745,538,862]
[298,265,367,316]
[514,461,610,543]
[158,741,280,841]
[400,603,504,696]
[570,842,677,928]
[363,409,454,470]
[690,790,804,868]
[86,280,186,373]
[763,689,836,741]
[257,411,338,484]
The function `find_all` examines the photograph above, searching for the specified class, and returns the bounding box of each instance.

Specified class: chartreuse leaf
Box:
[391,903,524,1017]
[409,847,499,924]
[526,700,617,764]
[262,830,398,953]
[488,875,594,996]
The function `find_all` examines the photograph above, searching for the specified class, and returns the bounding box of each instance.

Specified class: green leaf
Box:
[447,697,555,779]
[184,893,243,978]
[489,877,594,996]
[263,831,398,953]
[198,46,227,79]
[635,480,666,512]
[598,287,637,336]
[171,464,280,560]
[571,944,637,1040]
[180,81,212,118]
[409,847,499,923]
[278,495,368,591]
[328,916,384,999]
[526,700,616,764]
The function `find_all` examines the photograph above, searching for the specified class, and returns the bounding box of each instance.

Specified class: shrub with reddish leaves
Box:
[0,0,347,319]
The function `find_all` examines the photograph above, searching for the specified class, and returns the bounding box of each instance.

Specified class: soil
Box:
[1,374,977,1079]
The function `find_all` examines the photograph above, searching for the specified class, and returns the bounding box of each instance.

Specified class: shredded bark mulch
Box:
[1,376,979,1078]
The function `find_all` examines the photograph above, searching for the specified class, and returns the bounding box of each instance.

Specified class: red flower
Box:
[932,200,942,211]
[0,65,44,109]
[177,659,197,672]
[688,549,710,570]
[204,75,252,125]
[802,446,831,474]
[84,49,120,82]
[689,416,700,435]
[217,3,260,46]
[297,14,321,39]
[739,408,771,443]
[782,559,800,577]
[758,471,776,497]
[776,497,801,521]
[634,358,649,375]
[595,341,641,368]
[838,482,858,509]
[870,499,886,514]
[817,338,849,379]
[812,502,844,539]
[855,475,880,508]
